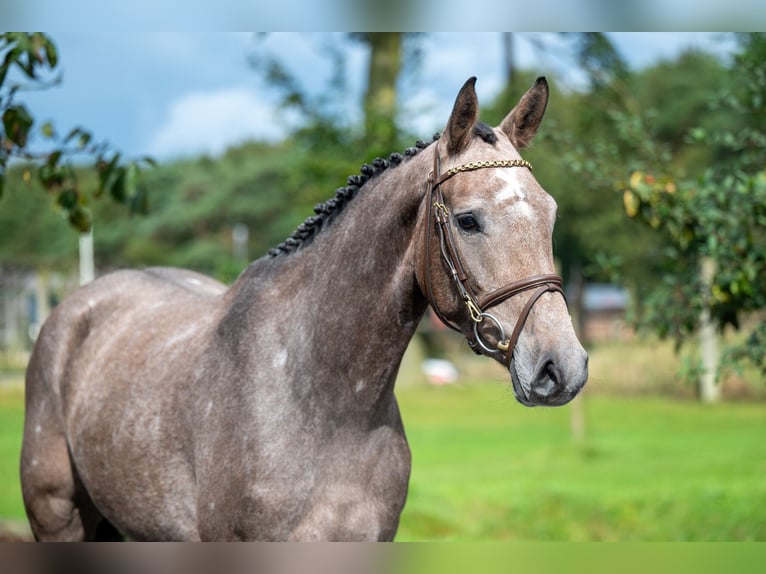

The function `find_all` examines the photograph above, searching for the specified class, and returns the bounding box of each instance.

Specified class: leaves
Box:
[2,104,33,147]
[1,33,155,232]
[618,33,766,375]
[40,121,54,138]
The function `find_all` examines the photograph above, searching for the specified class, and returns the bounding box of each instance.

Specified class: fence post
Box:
[79,228,95,286]
[569,264,586,442]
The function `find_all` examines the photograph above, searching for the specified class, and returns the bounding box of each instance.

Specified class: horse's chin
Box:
[509,359,536,407]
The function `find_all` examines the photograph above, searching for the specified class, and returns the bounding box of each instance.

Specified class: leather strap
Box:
[478,274,563,310]
[501,281,565,368]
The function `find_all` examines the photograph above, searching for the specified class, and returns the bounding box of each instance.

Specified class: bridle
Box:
[423,146,566,368]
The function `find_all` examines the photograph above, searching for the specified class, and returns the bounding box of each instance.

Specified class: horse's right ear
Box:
[443,77,479,155]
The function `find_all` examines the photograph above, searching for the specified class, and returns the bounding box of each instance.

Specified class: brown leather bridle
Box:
[423,148,566,368]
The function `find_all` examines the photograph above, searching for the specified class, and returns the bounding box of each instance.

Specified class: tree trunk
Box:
[363,33,402,152]
[79,228,95,285]
[502,33,514,86]
[699,256,720,403]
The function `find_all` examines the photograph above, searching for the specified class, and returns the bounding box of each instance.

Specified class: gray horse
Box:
[21,77,588,541]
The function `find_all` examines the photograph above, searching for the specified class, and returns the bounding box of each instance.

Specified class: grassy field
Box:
[0,382,26,538]
[1,337,765,541]
[395,383,766,541]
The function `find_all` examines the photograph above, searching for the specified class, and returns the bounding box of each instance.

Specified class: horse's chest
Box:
[199,424,411,541]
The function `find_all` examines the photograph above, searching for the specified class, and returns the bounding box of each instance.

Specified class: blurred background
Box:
[1,32,765,541]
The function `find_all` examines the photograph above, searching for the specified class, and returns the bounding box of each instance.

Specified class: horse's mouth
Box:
[509,358,535,407]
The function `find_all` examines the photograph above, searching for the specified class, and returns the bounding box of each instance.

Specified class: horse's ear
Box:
[444,77,479,155]
[499,76,549,149]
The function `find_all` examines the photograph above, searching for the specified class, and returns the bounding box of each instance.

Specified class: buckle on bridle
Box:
[465,298,483,323]
[433,201,449,222]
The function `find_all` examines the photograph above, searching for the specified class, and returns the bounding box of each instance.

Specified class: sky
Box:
[14,32,737,163]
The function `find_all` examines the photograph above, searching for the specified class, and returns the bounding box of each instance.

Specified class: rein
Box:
[423,147,566,368]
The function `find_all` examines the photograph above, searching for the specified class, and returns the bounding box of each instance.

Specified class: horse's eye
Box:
[456,213,480,232]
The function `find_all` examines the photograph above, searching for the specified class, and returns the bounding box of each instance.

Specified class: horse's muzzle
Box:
[509,351,588,407]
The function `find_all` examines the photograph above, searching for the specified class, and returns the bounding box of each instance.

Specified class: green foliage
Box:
[621,34,766,373]
[525,33,765,377]
[630,51,731,161]
[84,139,368,278]
[2,34,419,279]
[0,33,154,232]
[0,166,77,270]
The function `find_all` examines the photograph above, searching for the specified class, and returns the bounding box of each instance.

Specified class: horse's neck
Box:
[305,161,428,332]
[227,151,431,405]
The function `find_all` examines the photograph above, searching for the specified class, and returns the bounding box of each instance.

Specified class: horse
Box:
[20,76,588,541]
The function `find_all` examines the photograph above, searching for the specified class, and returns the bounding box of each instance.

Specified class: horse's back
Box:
[22,267,226,540]
[27,266,225,408]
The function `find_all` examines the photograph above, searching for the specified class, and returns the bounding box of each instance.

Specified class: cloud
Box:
[146,87,293,160]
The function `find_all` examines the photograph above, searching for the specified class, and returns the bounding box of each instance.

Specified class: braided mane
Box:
[267,122,498,258]
[267,133,440,257]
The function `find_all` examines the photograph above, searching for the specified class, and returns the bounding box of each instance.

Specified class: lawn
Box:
[395,382,766,541]
[1,348,765,541]
[0,382,25,536]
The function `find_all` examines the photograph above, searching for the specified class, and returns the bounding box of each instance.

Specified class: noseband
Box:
[423,148,566,368]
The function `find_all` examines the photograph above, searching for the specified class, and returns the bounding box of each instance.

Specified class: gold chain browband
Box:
[440,159,532,180]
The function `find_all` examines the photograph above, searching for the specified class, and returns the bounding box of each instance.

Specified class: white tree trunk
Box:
[699,257,720,403]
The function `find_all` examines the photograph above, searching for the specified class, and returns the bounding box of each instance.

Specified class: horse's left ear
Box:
[499,76,549,149]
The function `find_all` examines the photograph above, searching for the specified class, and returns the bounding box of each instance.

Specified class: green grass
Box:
[0,383,25,522]
[395,382,766,541]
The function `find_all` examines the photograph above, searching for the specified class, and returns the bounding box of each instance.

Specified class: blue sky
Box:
[16,33,736,163]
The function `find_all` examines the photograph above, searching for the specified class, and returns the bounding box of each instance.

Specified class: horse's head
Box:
[417,76,588,407]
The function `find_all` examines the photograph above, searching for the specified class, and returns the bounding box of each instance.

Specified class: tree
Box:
[356,32,403,152]
[622,34,766,394]
[0,33,153,232]
[251,33,425,151]
[481,34,652,291]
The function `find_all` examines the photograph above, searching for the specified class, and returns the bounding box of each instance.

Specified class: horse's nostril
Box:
[530,360,560,399]
[545,361,559,386]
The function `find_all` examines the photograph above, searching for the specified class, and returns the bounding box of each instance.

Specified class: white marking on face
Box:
[354,379,366,393]
[34,425,41,434]
[507,200,534,219]
[186,278,202,286]
[493,169,527,204]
